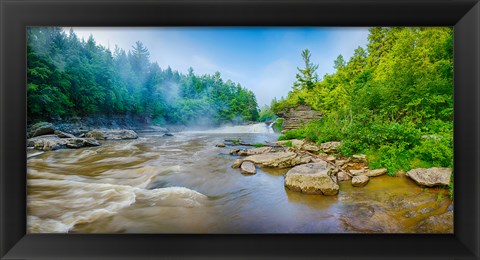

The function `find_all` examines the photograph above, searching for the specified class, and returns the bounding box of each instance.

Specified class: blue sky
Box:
[69,27,370,106]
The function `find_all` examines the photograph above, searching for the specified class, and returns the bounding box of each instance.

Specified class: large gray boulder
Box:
[406,167,452,187]
[85,129,138,140]
[243,151,312,168]
[28,122,55,137]
[27,135,100,151]
[240,161,256,175]
[284,162,339,195]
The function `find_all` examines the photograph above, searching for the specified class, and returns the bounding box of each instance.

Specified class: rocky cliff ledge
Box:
[276,104,322,131]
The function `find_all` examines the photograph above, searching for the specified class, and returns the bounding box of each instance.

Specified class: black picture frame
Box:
[1,0,479,259]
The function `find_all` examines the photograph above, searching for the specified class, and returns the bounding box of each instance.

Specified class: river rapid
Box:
[27,123,453,233]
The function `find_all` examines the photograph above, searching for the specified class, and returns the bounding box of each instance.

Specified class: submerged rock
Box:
[243,151,312,168]
[352,175,369,187]
[85,129,138,140]
[284,162,339,195]
[28,122,55,138]
[65,138,101,148]
[406,167,452,187]
[240,161,256,175]
[215,143,226,147]
[229,148,240,155]
[416,211,453,233]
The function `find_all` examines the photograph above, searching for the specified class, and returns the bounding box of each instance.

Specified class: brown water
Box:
[27,124,453,233]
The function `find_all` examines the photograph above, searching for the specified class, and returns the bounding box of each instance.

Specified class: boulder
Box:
[349,169,365,176]
[366,168,388,177]
[237,147,272,156]
[85,129,138,140]
[231,159,243,168]
[240,161,256,175]
[28,122,55,137]
[326,155,336,162]
[406,167,452,187]
[320,141,341,154]
[352,154,367,163]
[27,135,100,151]
[284,162,339,195]
[337,171,352,182]
[215,143,226,147]
[54,130,75,138]
[244,151,312,168]
[352,175,369,187]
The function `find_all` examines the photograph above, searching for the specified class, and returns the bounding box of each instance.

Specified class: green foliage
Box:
[258,105,277,122]
[274,27,453,177]
[27,27,259,125]
[272,118,284,132]
[284,141,293,147]
[252,143,265,148]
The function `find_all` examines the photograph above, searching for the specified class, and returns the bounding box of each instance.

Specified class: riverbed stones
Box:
[85,129,138,140]
[276,139,305,148]
[28,122,55,138]
[231,159,243,168]
[366,168,388,177]
[215,143,226,147]
[65,138,101,148]
[238,147,272,156]
[240,161,256,175]
[320,141,341,154]
[352,175,369,187]
[406,167,452,187]
[243,151,312,168]
[284,162,338,195]
[229,148,240,155]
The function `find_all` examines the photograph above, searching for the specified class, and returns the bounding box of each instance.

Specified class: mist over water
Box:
[27,123,451,233]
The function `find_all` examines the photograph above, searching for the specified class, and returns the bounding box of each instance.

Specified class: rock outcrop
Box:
[28,122,55,138]
[406,167,452,187]
[85,129,138,140]
[243,151,312,168]
[284,162,339,195]
[27,135,100,151]
[237,147,273,156]
[276,104,322,131]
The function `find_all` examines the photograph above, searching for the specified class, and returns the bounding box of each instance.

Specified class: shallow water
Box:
[27,123,453,233]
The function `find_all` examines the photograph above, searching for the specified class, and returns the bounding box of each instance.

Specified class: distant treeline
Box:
[27,27,259,125]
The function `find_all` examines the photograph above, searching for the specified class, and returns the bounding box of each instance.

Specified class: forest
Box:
[263,27,453,195]
[27,28,259,126]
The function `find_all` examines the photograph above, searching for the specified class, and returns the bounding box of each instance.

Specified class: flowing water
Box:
[27,123,453,233]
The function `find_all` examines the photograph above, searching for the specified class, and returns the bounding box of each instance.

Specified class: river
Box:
[27,123,453,233]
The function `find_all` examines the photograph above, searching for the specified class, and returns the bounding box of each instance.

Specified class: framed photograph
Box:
[1,0,479,259]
